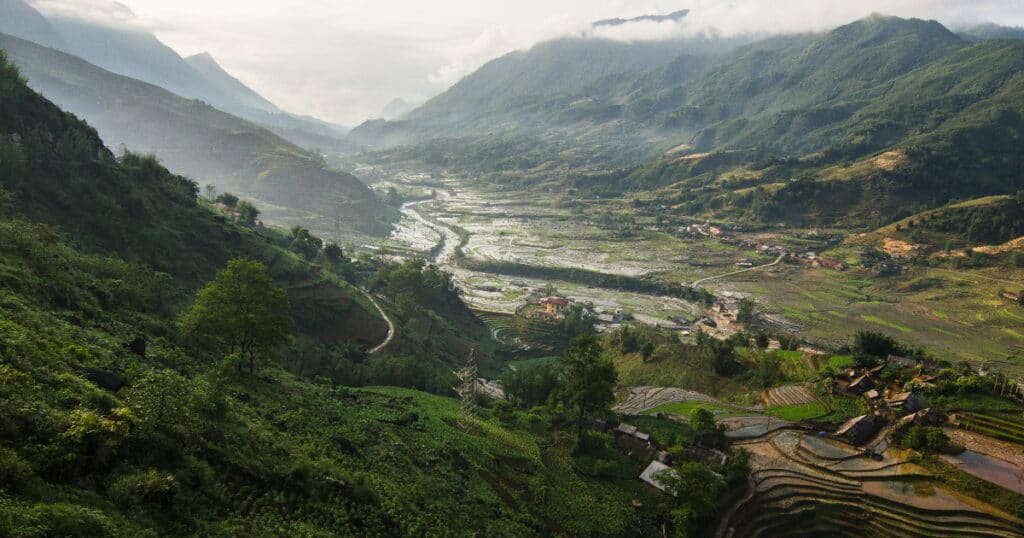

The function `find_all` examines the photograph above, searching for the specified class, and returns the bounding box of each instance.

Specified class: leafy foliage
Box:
[179,259,292,374]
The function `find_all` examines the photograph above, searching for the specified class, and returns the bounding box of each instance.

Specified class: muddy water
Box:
[941,450,1024,495]
[397,193,459,265]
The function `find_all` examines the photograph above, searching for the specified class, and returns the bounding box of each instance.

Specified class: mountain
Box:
[19,0,350,151]
[0,0,67,50]
[593,9,690,27]
[45,11,226,108]
[350,34,749,149]
[380,97,415,120]
[0,33,393,235]
[185,51,279,114]
[359,15,1024,232]
[958,23,1024,42]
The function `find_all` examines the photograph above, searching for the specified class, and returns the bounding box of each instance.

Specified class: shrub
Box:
[107,468,179,508]
[24,503,113,537]
[0,447,34,493]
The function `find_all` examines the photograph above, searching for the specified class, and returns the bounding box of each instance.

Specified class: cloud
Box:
[68,1,1024,125]
[29,0,141,27]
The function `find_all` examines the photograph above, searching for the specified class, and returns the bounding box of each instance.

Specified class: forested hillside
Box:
[0,33,393,236]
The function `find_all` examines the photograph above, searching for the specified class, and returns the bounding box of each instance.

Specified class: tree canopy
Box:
[559,334,617,436]
[179,259,292,374]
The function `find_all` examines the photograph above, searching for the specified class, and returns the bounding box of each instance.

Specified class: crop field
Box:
[379,175,1024,376]
[722,430,1024,536]
[718,264,1024,375]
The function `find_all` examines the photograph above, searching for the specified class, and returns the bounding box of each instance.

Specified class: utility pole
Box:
[453,349,479,419]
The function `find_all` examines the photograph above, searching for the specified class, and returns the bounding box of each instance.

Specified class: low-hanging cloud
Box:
[41,0,1024,125]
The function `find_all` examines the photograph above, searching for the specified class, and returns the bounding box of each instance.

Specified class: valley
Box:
[377,170,1024,376]
[1,2,1023,536]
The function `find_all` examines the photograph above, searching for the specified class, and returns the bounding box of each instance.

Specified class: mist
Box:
[33,0,1024,126]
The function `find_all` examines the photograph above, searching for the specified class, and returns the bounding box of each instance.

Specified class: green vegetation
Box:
[0,34,394,236]
[179,259,293,375]
[768,402,829,421]
[560,335,617,436]
[0,53,714,535]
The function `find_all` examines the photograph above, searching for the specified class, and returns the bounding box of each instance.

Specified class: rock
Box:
[125,336,146,358]
[84,368,126,391]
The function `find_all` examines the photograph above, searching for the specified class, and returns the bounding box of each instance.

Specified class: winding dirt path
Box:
[690,254,785,288]
[361,289,395,355]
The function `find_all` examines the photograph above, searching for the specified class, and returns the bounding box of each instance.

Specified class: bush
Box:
[0,447,34,493]
[23,503,113,537]
[107,468,180,508]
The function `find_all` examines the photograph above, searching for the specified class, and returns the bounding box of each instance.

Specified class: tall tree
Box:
[559,334,617,437]
[179,259,292,374]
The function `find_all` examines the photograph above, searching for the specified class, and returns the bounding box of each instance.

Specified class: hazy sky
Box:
[36,1,1024,126]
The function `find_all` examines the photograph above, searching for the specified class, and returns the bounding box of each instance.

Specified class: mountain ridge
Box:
[0,32,392,235]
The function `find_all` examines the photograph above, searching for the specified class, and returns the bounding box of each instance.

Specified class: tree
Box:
[214,192,239,208]
[655,461,726,536]
[324,243,344,263]
[236,201,259,226]
[559,334,617,437]
[737,298,755,323]
[640,341,655,363]
[288,226,323,260]
[179,259,292,374]
[204,184,216,201]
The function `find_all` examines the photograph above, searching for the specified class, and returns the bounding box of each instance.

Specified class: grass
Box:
[645,401,752,419]
[828,355,854,370]
[768,402,829,421]
[916,456,1024,518]
[861,314,913,333]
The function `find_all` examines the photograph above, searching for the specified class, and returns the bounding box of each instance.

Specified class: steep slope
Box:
[0,0,67,50]
[407,37,689,124]
[26,1,349,151]
[185,51,279,114]
[666,15,967,152]
[0,33,392,235]
[350,35,738,148]
[45,12,228,109]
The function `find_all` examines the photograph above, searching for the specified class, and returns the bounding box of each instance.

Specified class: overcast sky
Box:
[39,0,1024,126]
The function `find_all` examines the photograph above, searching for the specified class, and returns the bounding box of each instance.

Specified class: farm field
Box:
[380,174,1024,376]
[721,430,1024,536]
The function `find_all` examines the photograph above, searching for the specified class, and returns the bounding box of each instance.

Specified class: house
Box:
[888,391,925,413]
[668,316,691,326]
[847,374,875,394]
[898,408,945,429]
[1000,290,1022,302]
[887,355,918,369]
[540,297,569,316]
[640,461,676,493]
[864,389,880,400]
[685,446,731,466]
[834,414,877,445]
[614,423,655,460]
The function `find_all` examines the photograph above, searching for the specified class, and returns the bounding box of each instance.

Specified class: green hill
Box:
[0,33,393,236]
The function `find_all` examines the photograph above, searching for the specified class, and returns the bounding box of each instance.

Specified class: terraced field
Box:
[956,413,1024,445]
[762,385,817,407]
[474,311,568,354]
[613,386,763,415]
[718,431,1024,537]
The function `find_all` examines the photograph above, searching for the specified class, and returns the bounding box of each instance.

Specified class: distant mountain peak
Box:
[593,9,689,28]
